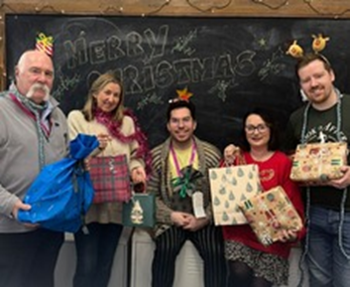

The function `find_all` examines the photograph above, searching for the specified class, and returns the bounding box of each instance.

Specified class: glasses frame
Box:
[244,124,269,134]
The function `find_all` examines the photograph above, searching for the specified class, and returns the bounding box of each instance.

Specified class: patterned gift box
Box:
[239,186,303,246]
[290,142,347,182]
[209,164,261,226]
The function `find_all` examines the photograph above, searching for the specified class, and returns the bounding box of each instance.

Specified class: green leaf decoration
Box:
[240,194,247,201]
[222,212,229,221]
[214,196,221,206]
[248,171,253,179]
[226,168,232,175]
[246,182,253,192]
[210,171,217,180]
[219,186,226,195]
[235,205,241,212]
[237,167,245,177]
[229,191,235,201]
[225,200,230,208]
[232,217,237,224]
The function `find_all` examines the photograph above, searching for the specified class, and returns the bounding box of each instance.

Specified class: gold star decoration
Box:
[176,87,193,101]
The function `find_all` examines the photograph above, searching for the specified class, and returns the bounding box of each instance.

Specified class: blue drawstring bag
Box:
[18,134,99,233]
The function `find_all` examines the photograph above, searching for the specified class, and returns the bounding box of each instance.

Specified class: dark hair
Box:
[295,53,332,79]
[166,100,196,122]
[240,108,280,151]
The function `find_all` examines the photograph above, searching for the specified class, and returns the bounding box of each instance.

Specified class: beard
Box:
[26,83,50,102]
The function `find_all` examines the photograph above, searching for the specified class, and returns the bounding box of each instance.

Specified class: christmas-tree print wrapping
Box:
[290,142,347,182]
[239,186,303,246]
[209,164,261,226]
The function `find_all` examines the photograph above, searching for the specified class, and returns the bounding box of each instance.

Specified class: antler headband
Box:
[286,33,330,58]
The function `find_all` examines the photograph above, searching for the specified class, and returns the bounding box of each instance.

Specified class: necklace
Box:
[170,140,197,177]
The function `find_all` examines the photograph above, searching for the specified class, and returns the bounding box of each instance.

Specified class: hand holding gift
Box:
[239,186,303,246]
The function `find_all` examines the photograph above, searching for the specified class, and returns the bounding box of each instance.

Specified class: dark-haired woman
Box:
[223,109,305,287]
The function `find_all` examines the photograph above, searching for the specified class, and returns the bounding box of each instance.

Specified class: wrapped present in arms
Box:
[209,164,261,226]
[290,141,348,182]
[239,186,303,246]
[171,165,203,199]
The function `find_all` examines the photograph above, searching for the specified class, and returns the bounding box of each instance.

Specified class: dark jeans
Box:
[152,224,227,287]
[73,222,123,287]
[0,228,64,287]
[307,206,350,287]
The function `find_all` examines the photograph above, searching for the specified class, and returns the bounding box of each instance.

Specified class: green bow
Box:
[171,165,203,198]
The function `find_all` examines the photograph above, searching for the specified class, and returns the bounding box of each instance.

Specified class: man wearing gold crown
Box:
[0,47,69,286]
[285,53,350,287]
[148,89,227,287]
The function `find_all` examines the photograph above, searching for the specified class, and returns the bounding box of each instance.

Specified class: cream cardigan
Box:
[67,110,144,224]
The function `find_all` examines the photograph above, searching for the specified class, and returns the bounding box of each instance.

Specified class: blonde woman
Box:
[67,72,150,287]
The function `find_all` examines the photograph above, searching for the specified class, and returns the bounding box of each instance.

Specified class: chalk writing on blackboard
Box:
[10,16,350,149]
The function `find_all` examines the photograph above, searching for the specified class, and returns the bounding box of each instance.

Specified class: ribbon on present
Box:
[171,165,203,198]
[36,33,54,56]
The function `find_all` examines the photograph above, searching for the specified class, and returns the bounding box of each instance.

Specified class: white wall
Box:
[55,228,309,287]
[130,229,309,287]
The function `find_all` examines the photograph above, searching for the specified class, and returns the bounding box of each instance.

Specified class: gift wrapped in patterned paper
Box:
[209,164,261,226]
[290,142,348,182]
[239,186,303,246]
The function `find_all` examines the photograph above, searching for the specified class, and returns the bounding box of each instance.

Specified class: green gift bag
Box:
[122,193,155,228]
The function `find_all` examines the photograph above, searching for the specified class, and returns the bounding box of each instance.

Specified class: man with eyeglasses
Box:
[0,50,69,287]
[285,53,350,287]
[148,97,227,287]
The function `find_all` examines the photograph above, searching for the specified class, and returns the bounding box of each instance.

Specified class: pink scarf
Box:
[93,107,152,176]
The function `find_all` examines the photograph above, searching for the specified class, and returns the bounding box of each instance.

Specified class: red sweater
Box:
[222,151,306,259]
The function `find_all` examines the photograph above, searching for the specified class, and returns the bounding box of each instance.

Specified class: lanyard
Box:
[170,139,197,177]
[9,93,51,137]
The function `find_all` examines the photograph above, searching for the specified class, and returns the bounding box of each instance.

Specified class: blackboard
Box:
[5,15,350,150]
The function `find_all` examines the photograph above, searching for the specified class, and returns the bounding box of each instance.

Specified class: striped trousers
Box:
[152,224,227,287]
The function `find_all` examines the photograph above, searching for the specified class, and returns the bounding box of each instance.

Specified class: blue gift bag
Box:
[18,134,99,233]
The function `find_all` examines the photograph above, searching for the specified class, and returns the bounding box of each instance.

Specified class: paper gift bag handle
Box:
[224,147,246,167]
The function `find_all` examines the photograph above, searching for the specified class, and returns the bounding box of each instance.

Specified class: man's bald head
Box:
[15,50,54,104]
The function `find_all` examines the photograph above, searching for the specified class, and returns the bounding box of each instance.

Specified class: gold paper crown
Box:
[286,34,330,59]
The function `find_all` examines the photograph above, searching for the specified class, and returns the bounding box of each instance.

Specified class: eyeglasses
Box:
[245,124,268,133]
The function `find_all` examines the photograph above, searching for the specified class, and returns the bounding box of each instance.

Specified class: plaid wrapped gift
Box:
[122,193,155,228]
[89,154,131,203]
[209,164,261,226]
[239,186,303,246]
[290,142,347,182]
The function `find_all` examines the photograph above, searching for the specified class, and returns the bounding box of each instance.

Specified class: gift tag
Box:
[192,191,206,219]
